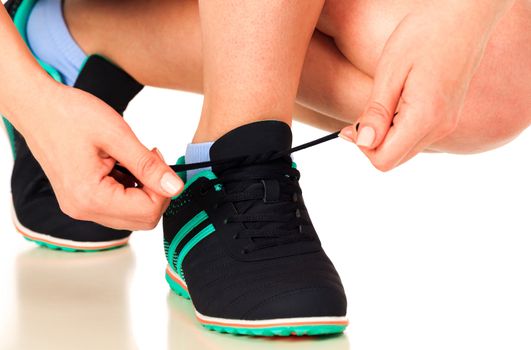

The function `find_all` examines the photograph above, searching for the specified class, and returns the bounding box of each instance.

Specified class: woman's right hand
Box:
[0,7,182,230]
[9,82,183,230]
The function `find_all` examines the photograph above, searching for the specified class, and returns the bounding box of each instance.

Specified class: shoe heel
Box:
[165,272,191,300]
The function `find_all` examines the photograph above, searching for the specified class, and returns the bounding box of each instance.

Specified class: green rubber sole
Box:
[202,324,347,337]
[23,236,127,253]
[165,271,191,299]
[165,271,347,337]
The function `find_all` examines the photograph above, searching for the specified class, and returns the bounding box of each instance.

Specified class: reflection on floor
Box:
[4,243,348,350]
[11,247,137,350]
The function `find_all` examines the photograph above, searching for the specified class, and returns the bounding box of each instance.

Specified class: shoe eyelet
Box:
[295,209,301,218]
[232,233,239,240]
[292,193,298,202]
[223,218,229,224]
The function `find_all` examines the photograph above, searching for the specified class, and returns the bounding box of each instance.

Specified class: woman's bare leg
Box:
[65,0,531,153]
[64,0,370,127]
[194,0,325,141]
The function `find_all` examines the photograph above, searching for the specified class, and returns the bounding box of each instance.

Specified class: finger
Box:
[143,148,172,213]
[76,150,170,230]
[143,184,171,214]
[66,182,165,231]
[102,125,183,197]
[340,42,412,149]
[92,176,167,230]
[362,107,429,172]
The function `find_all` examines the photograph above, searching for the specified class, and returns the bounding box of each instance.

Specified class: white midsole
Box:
[166,264,188,289]
[196,311,349,327]
[10,199,130,249]
[166,265,348,327]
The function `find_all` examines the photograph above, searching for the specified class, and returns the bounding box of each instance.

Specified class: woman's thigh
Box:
[319,0,531,153]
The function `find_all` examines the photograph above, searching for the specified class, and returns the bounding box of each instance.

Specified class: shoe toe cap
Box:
[242,286,347,320]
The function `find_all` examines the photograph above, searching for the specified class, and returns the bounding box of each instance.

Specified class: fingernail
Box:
[154,148,165,161]
[161,172,182,195]
[356,126,375,148]
[339,127,354,142]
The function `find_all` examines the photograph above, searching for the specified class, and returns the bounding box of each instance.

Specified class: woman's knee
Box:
[431,1,531,154]
[430,103,531,154]
[320,0,531,154]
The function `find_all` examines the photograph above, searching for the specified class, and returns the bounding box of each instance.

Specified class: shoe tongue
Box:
[209,121,292,173]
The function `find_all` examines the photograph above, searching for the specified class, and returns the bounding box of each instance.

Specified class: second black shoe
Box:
[163,121,348,336]
[2,0,143,251]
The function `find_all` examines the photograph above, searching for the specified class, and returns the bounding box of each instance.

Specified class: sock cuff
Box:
[185,142,214,179]
[27,0,87,85]
[44,0,86,71]
[185,142,214,164]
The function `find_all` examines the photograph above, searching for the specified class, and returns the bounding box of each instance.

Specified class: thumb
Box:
[104,127,183,197]
[341,49,410,150]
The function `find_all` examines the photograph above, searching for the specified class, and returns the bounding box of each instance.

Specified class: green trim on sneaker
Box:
[165,270,191,300]
[23,236,124,253]
[202,324,347,337]
[167,211,209,271]
[176,224,215,279]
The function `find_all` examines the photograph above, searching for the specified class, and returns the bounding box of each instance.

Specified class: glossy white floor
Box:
[1,87,530,350]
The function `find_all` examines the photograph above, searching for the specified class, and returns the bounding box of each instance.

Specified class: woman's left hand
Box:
[340,0,515,171]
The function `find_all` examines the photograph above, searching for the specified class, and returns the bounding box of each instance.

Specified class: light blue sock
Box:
[185,142,214,180]
[26,0,87,86]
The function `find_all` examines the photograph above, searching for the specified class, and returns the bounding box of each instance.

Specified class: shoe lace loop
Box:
[115,131,340,253]
[183,131,339,254]
[211,164,310,253]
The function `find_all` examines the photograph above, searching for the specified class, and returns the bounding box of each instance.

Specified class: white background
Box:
[0,86,530,350]
[1,0,530,346]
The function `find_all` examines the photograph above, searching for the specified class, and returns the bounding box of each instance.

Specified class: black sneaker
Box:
[163,121,348,336]
[2,0,143,251]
